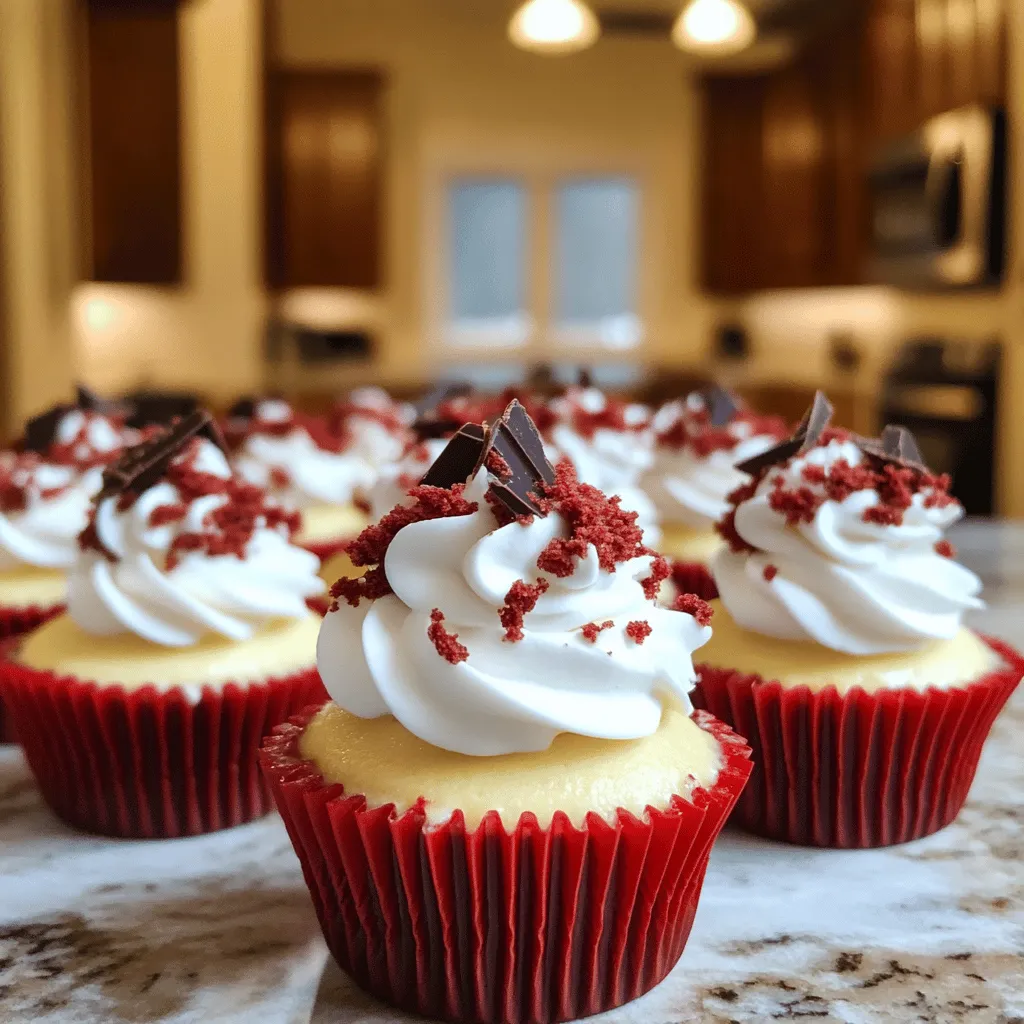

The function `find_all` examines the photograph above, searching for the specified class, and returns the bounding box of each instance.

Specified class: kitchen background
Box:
[0,0,1021,512]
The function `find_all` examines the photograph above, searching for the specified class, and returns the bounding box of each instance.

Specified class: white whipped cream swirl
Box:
[232,400,379,509]
[318,475,710,756]
[69,440,325,646]
[0,412,125,571]
[641,398,783,530]
[368,439,448,520]
[713,438,983,655]
[549,388,659,542]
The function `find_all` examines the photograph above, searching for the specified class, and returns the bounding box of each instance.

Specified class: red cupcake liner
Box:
[260,708,752,1024]
[671,561,719,602]
[0,660,327,838]
[0,603,64,744]
[692,635,1024,848]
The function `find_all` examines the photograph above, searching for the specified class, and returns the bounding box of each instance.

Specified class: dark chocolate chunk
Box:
[124,391,201,429]
[736,391,834,476]
[227,396,258,420]
[419,422,487,488]
[857,423,929,472]
[698,384,742,427]
[483,400,556,517]
[100,409,226,499]
[23,405,75,453]
[76,384,127,416]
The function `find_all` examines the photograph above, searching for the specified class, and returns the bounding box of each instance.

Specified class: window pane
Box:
[447,178,528,346]
[554,177,640,348]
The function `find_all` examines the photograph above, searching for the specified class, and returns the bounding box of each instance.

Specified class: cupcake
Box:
[0,411,326,838]
[225,393,412,581]
[640,387,787,601]
[693,392,1024,848]
[0,396,133,740]
[548,385,660,542]
[261,401,751,1024]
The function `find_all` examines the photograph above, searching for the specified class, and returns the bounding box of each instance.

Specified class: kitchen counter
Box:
[1,521,1022,1024]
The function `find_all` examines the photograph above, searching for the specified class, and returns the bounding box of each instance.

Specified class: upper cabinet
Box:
[84,1,182,284]
[265,70,385,290]
[700,0,1005,294]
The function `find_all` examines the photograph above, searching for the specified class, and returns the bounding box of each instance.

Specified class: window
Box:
[553,178,640,349]
[447,179,529,348]
[439,173,642,353]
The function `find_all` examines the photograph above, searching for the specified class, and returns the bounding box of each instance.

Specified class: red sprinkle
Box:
[535,461,648,577]
[329,484,478,609]
[427,608,469,664]
[499,578,550,642]
[580,620,614,643]
[673,593,714,626]
[935,539,956,558]
[625,620,652,645]
[763,564,778,582]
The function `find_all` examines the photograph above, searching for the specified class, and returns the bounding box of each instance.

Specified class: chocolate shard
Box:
[76,384,126,416]
[99,409,226,499]
[485,400,556,516]
[124,391,201,429]
[857,423,929,472]
[22,405,75,453]
[698,384,742,427]
[735,390,834,477]
[227,396,258,420]
[419,422,487,488]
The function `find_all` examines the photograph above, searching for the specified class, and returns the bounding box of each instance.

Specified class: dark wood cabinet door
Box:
[700,76,766,294]
[865,0,919,142]
[759,63,831,288]
[974,0,1005,103]
[916,0,950,116]
[265,70,384,289]
[85,4,181,283]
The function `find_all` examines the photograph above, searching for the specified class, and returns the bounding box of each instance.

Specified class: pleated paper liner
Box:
[0,603,64,743]
[260,708,752,1024]
[670,560,719,602]
[0,660,327,838]
[692,635,1024,849]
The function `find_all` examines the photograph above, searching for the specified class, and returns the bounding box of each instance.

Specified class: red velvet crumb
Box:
[148,503,187,527]
[500,578,550,642]
[625,620,652,645]
[269,466,292,490]
[673,593,713,626]
[935,539,956,558]
[768,476,825,526]
[485,448,512,481]
[427,608,469,664]
[640,554,671,601]
[763,564,778,582]
[580,620,614,643]
[535,461,648,577]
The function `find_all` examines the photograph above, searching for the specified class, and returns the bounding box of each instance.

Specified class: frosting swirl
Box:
[230,399,384,509]
[549,388,659,541]
[69,437,325,646]
[713,435,983,655]
[318,468,712,756]
[641,396,787,530]
[0,410,128,571]
[367,439,448,520]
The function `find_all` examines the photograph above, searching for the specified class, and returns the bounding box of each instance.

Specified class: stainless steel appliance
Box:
[880,338,1000,515]
[867,105,1006,289]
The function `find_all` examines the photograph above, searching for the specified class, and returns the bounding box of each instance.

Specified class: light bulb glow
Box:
[672,0,756,54]
[508,0,600,55]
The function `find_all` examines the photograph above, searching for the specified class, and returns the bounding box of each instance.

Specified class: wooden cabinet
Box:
[700,0,1005,293]
[84,2,181,284]
[265,70,385,290]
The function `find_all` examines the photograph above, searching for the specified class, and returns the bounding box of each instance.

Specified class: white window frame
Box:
[424,141,652,364]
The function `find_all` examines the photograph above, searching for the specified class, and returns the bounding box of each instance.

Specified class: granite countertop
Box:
[1,522,1022,1024]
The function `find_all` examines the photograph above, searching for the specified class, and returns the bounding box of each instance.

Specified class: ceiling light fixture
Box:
[508,0,600,55]
[672,0,756,55]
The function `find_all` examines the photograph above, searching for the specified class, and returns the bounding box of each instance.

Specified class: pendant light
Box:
[672,0,756,56]
[508,0,600,56]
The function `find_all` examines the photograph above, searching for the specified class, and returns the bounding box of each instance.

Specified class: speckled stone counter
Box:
[1,522,1022,1023]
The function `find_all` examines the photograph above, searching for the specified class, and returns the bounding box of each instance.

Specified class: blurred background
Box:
[0,0,1021,514]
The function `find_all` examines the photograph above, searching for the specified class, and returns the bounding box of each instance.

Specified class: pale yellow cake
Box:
[657,523,723,565]
[300,702,722,828]
[298,503,368,545]
[18,612,321,690]
[698,601,999,695]
[0,567,67,609]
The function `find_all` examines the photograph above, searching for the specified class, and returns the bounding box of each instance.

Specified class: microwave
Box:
[867,105,1006,289]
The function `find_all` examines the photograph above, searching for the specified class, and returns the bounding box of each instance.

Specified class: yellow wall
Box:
[273,0,714,386]
[71,0,265,402]
[0,0,77,432]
